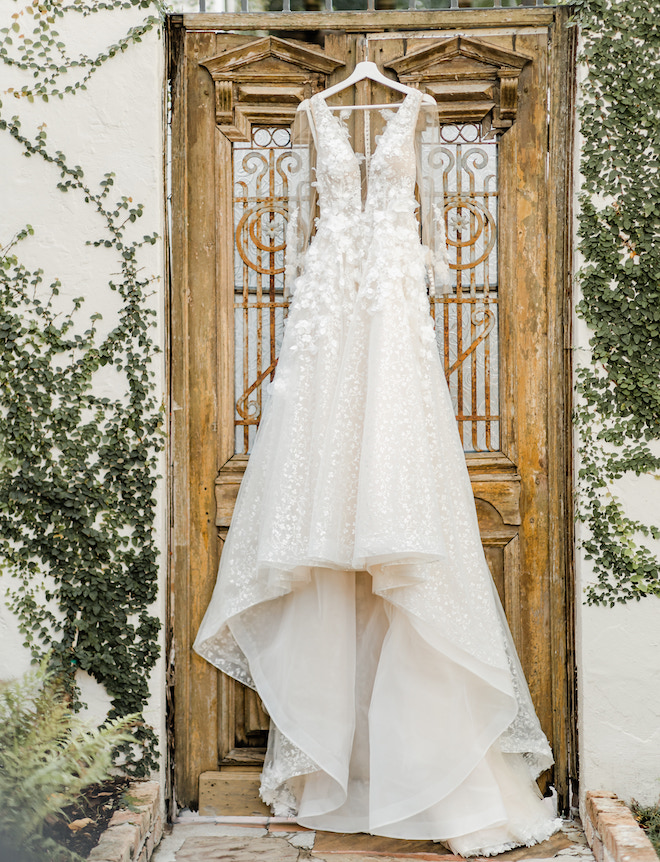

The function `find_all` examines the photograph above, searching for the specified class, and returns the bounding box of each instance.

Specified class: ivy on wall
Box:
[0,0,163,772]
[570,0,660,605]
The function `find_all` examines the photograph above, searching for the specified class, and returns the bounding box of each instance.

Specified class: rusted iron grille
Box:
[233,126,293,455]
[428,122,499,452]
[233,122,499,454]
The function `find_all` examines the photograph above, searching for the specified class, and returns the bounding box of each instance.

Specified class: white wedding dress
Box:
[195,89,560,856]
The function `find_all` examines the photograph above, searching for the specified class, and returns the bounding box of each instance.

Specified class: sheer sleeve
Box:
[285,104,318,298]
[416,106,452,296]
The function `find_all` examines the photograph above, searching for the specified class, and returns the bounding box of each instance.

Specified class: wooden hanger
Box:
[299,60,436,111]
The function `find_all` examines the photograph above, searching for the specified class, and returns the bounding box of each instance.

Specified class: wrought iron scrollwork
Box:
[233,122,500,455]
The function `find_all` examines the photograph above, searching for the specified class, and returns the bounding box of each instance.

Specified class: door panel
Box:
[169,8,575,813]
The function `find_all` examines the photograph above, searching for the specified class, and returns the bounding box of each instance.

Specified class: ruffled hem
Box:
[200,569,557,850]
[447,816,563,857]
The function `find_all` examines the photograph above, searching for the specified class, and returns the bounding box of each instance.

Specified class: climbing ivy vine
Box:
[570,0,660,605]
[0,0,164,772]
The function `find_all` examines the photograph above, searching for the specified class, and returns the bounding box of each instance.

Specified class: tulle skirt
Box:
[194,221,560,856]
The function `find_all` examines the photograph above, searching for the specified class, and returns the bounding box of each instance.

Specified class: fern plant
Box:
[632,800,660,859]
[0,660,138,862]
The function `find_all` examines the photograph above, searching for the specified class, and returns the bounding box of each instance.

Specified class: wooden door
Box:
[168,7,576,815]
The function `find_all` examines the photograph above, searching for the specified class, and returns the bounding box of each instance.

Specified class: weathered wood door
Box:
[169,7,576,815]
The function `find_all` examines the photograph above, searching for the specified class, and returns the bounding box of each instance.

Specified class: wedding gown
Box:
[195,88,560,856]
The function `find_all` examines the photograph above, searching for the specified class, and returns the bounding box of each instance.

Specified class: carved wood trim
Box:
[385,35,532,129]
[471,475,521,526]
[215,455,249,530]
[216,454,521,532]
[202,36,345,76]
[200,36,345,140]
[178,10,558,32]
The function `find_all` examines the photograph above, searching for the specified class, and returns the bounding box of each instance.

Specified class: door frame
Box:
[166,6,577,813]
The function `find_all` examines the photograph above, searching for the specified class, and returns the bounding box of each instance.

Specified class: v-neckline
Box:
[310,89,420,167]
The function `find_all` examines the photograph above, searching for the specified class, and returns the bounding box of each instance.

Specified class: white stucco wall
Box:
[576,557,660,807]
[0,5,167,777]
[574,320,660,807]
[573,44,660,807]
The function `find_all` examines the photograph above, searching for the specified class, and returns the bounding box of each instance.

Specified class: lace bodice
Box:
[308,95,363,223]
[287,89,448,297]
[364,93,421,213]
[310,89,421,214]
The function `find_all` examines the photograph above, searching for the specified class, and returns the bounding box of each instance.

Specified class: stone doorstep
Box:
[156,823,592,862]
[584,792,658,862]
[87,780,163,862]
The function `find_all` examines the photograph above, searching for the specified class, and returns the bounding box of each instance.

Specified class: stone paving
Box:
[152,818,595,862]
